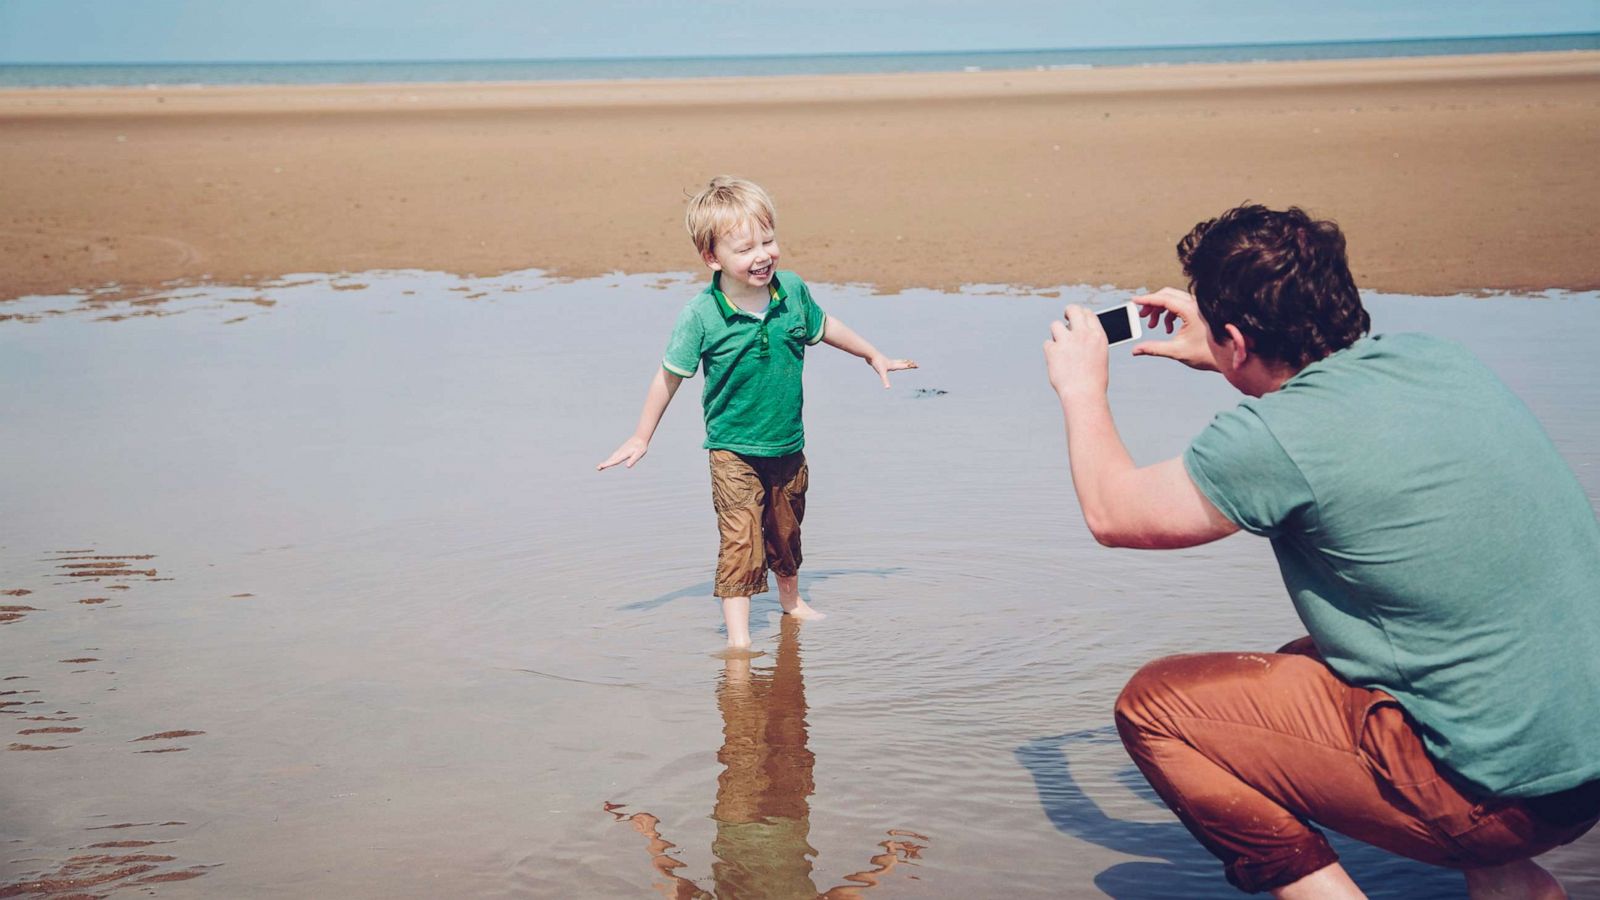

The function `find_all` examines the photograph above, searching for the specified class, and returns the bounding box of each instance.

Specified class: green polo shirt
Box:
[1183,333,1600,798]
[662,270,827,456]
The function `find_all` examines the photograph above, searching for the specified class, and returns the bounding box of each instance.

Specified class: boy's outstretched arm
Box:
[819,315,918,389]
[597,368,683,471]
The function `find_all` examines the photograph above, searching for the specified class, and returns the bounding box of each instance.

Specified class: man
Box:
[1042,204,1600,899]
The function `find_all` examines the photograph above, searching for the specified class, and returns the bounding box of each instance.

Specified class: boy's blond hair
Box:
[685,176,776,256]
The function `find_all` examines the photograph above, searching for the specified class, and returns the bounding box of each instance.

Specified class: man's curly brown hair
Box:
[1178,204,1370,369]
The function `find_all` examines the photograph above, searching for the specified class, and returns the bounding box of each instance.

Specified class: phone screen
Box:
[1097,305,1134,345]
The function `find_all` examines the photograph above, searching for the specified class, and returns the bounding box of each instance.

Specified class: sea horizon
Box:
[2,31,1596,88]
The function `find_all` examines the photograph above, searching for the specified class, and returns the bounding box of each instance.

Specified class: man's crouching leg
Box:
[1113,645,1591,897]
[1112,648,1394,894]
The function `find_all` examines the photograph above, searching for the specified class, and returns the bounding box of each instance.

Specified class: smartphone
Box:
[1096,302,1142,347]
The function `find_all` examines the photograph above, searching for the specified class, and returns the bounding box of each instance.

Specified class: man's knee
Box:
[1114,654,1193,742]
[1114,651,1274,749]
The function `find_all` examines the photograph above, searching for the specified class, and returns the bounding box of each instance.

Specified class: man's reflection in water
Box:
[607,617,929,899]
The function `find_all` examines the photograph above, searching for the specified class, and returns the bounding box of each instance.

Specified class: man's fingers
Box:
[1138,298,1189,335]
[1064,304,1108,341]
[1049,320,1070,340]
[1131,341,1176,359]
[1062,305,1096,340]
[1134,287,1196,315]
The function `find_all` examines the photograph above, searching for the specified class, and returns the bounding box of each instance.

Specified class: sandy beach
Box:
[2,50,1599,303]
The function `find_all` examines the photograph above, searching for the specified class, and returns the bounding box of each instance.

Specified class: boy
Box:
[598,176,916,651]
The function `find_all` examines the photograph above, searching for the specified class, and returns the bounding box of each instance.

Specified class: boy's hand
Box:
[597,436,649,471]
[1130,287,1218,372]
[868,355,918,389]
[1044,306,1109,400]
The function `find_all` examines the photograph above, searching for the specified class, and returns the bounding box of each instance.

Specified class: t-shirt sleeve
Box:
[799,280,827,345]
[662,304,703,378]
[1183,405,1314,538]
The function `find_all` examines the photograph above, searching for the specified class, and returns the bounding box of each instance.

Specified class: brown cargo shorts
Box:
[709,449,808,598]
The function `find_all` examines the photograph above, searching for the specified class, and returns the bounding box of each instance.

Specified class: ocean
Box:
[1,32,1596,88]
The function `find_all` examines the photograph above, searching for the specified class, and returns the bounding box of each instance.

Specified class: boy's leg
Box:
[774,574,822,620]
[720,596,752,649]
[711,451,770,647]
[763,453,822,620]
[1113,644,1589,895]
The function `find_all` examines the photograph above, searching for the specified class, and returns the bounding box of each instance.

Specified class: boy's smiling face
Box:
[703,219,779,294]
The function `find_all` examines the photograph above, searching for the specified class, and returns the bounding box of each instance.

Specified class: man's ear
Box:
[701,248,721,271]
[1223,323,1250,370]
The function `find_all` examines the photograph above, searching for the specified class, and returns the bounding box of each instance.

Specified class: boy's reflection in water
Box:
[607,617,929,899]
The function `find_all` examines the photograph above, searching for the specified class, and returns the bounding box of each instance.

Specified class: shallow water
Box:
[2,272,1597,898]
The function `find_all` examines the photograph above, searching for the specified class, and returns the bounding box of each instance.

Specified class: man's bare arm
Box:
[1045,306,1239,548]
[1062,406,1238,548]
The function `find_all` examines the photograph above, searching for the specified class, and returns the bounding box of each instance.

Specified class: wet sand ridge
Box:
[1,50,1598,302]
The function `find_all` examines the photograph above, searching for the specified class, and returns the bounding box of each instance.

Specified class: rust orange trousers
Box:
[1114,638,1598,893]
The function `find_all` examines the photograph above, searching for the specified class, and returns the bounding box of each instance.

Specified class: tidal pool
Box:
[2,272,1596,897]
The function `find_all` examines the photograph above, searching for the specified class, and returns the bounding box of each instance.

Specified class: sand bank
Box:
[1,51,1597,302]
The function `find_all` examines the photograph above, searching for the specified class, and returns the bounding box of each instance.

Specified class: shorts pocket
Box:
[1358,700,1440,790]
[783,459,809,498]
[710,451,761,512]
[1435,800,1545,867]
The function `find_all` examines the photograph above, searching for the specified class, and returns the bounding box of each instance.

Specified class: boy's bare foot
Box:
[780,599,827,621]
[775,575,825,620]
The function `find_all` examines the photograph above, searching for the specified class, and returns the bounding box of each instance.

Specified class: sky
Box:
[1,0,1596,64]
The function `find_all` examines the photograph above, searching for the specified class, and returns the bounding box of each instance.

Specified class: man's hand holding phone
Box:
[1044,305,1114,401]
[1130,288,1218,372]
[1047,290,1221,398]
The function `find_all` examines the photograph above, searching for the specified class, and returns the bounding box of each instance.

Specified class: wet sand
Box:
[2,272,1597,897]
[2,50,1599,305]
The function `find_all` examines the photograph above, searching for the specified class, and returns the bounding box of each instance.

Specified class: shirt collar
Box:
[710,271,786,320]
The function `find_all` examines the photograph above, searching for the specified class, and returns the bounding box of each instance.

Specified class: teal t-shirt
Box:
[1184,333,1600,797]
[662,270,827,456]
